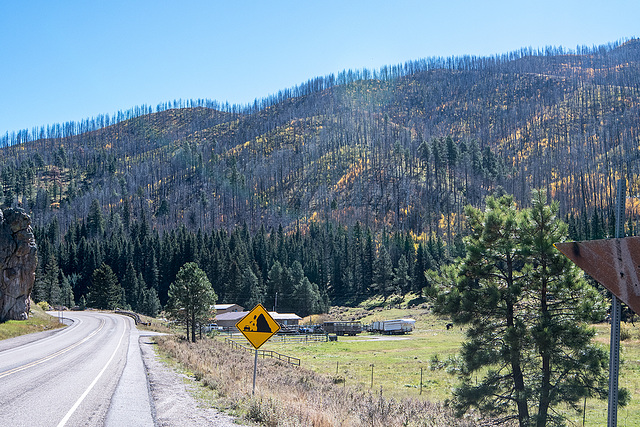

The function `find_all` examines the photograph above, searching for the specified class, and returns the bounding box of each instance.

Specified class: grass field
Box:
[240,303,640,427]
[0,303,64,340]
[262,306,462,403]
[157,329,475,426]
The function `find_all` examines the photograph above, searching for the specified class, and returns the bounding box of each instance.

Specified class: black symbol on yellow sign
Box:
[243,313,273,333]
[236,304,280,349]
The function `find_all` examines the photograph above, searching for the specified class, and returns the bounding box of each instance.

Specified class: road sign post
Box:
[555,179,627,427]
[607,178,625,427]
[235,304,281,395]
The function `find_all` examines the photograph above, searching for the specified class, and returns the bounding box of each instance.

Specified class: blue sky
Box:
[1,0,638,136]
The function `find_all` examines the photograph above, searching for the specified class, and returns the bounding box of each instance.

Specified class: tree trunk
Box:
[512,349,530,427]
[191,311,196,343]
[507,300,529,427]
[537,280,551,427]
[537,352,551,427]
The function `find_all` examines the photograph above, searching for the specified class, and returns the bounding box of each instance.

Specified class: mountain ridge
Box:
[1,39,640,239]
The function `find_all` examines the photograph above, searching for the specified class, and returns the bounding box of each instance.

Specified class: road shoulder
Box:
[105,327,155,427]
[139,334,247,427]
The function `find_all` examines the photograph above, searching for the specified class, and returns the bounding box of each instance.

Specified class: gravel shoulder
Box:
[139,334,249,427]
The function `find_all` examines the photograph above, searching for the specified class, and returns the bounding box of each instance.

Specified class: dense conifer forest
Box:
[2,38,640,314]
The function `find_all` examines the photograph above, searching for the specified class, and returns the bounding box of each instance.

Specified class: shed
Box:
[215,311,248,329]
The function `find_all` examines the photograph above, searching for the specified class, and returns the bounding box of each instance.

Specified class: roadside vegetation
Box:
[155,292,640,427]
[155,330,477,427]
[0,302,64,340]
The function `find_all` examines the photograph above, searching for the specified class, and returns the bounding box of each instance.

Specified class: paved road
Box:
[0,311,156,427]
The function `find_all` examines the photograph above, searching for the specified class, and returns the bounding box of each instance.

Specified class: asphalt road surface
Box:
[0,311,156,427]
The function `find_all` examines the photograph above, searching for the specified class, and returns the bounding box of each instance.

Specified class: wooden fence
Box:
[220,331,328,344]
[224,338,301,366]
[268,333,328,344]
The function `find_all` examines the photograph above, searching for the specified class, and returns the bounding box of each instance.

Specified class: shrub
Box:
[621,325,633,341]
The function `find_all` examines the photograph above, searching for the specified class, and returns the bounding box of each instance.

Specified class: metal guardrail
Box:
[224,338,301,366]
[114,309,142,324]
[113,309,153,326]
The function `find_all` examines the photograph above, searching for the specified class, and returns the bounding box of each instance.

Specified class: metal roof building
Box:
[215,311,302,329]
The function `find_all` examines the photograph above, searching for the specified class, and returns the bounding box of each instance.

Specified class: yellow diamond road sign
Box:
[236,304,281,349]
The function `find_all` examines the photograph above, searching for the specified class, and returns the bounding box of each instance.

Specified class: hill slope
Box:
[2,39,640,238]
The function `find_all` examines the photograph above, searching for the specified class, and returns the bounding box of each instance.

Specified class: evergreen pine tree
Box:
[412,243,428,294]
[88,263,122,310]
[43,254,61,306]
[437,192,615,426]
[373,246,394,298]
[60,273,77,308]
[293,277,321,317]
[283,261,304,313]
[122,261,139,310]
[392,255,411,294]
[87,199,105,237]
[136,273,147,311]
[267,261,285,311]
[32,261,47,303]
[166,262,216,343]
[140,287,161,317]
[243,266,265,308]
[363,229,375,293]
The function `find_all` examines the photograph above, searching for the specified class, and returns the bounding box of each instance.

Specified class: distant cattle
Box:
[446,323,453,330]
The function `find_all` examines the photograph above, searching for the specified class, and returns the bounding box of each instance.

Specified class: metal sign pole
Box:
[236,304,281,397]
[252,349,258,396]
[608,178,625,427]
[608,295,621,426]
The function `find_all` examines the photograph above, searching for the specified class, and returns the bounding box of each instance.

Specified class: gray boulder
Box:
[0,208,38,321]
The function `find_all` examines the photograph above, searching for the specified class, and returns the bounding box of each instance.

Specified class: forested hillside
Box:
[2,38,640,313]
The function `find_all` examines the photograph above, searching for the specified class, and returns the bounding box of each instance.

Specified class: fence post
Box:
[420,367,423,395]
[370,364,374,388]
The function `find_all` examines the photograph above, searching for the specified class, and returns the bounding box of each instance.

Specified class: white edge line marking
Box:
[56,319,128,427]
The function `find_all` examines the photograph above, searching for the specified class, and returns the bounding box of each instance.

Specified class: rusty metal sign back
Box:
[555,236,640,314]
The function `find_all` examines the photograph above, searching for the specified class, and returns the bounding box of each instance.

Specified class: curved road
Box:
[0,311,156,427]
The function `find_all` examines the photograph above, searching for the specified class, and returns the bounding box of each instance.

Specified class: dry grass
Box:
[155,334,479,426]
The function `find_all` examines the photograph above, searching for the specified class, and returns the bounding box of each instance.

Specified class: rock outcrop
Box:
[0,208,38,321]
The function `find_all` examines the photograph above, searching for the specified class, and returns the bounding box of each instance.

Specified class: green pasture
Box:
[255,309,640,427]
[262,309,463,402]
